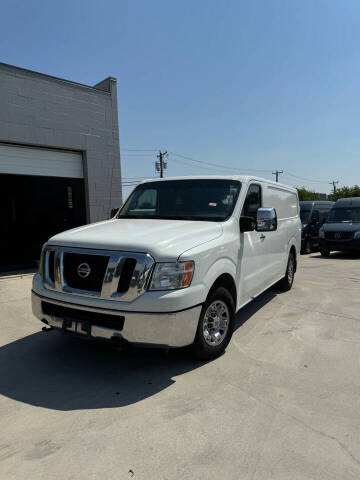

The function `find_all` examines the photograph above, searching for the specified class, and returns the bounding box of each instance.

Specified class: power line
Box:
[167,155,243,173]
[283,170,330,184]
[169,152,272,174]
[281,175,329,186]
[120,148,336,187]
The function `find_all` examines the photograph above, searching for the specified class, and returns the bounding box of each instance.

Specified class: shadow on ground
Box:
[0,290,276,411]
[311,252,360,260]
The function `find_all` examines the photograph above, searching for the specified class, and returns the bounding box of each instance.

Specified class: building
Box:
[0,62,122,271]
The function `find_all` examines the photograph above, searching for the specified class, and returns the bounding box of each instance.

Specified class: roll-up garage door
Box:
[0,144,83,178]
[0,144,86,272]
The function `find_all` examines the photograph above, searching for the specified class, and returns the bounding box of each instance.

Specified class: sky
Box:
[1,0,360,200]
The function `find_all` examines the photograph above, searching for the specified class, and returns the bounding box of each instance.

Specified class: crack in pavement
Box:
[223,377,360,469]
[273,299,360,323]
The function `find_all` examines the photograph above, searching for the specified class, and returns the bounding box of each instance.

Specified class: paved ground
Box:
[1,252,360,480]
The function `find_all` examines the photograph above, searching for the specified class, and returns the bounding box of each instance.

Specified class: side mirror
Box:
[256,208,277,232]
[240,216,256,232]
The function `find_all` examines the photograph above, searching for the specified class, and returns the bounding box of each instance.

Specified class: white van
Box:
[32,176,301,359]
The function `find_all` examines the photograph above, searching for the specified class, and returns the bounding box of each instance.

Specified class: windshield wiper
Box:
[159,215,199,220]
[117,214,197,220]
[117,214,217,221]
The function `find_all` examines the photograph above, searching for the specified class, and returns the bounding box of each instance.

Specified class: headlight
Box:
[319,229,325,239]
[149,261,194,291]
[354,231,360,239]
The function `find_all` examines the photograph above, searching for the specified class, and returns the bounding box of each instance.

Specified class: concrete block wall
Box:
[0,62,122,223]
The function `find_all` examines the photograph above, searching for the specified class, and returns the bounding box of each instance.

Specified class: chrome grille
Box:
[42,246,155,302]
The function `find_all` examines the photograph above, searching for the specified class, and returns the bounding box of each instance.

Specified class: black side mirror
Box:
[240,216,256,232]
[110,207,119,218]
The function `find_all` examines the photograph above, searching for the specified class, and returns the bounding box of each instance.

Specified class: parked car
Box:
[300,201,334,254]
[319,197,360,256]
[32,176,301,359]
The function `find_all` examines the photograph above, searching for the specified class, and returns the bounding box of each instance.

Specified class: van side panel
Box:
[265,186,298,219]
[263,184,301,276]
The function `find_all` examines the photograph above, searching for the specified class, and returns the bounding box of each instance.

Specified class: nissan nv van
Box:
[32,176,301,359]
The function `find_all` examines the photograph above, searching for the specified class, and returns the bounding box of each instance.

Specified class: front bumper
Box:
[32,290,201,348]
[319,238,360,252]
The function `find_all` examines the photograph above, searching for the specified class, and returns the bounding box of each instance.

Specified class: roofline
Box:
[139,175,298,192]
[0,61,116,93]
[334,197,360,204]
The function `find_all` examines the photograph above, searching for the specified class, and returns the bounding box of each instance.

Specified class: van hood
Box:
[48,218,223,261]
[323,222,360,233]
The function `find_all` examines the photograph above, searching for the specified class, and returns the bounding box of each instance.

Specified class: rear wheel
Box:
[278,251,296,291]
[320,249,330,257]
[192,287,235,360]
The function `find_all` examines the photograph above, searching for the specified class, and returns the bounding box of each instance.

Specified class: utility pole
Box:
[329,180,339,194]
[155,150,168,178]
[272,170,283,183]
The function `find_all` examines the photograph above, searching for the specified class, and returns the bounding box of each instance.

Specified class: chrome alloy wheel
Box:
[287,255,295,284]
[203,300,230,346]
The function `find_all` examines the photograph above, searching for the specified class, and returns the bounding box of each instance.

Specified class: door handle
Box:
[260,234,266,240]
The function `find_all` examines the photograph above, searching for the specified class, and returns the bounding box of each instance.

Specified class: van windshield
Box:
[118,179,241,222]
[327,207,360,223]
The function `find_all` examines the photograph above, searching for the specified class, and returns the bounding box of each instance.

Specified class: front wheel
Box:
[278,251,296,292]
[192,287,235,360]
[320,249,331,257]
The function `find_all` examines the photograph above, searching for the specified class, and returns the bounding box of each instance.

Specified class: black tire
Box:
[278,251,296,292]
[192,287,235,360]
[320,249,330,257]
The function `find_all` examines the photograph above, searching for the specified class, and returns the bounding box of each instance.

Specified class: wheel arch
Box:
[207,273,237,307]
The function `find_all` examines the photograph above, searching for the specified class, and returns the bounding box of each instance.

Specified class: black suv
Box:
[300,201,334,254]
[319,197,360,256]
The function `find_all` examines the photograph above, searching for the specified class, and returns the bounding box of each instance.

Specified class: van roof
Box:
[140,175,298,193]
[334,197,360,207]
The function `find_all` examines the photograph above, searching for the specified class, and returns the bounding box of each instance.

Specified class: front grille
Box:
[63,252,109,292]
[42,301,124,331]
[42,247,154,302]
[325,231,353,240]
[48,250,55,283]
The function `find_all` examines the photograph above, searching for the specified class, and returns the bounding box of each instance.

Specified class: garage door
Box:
[0,144,83,178]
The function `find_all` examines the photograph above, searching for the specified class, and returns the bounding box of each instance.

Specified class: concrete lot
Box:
[1,253,360,480]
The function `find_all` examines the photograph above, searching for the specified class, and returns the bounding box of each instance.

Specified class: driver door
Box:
[238,183,268,303]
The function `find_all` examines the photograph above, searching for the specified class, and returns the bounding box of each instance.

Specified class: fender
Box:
[200,257,237,295]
